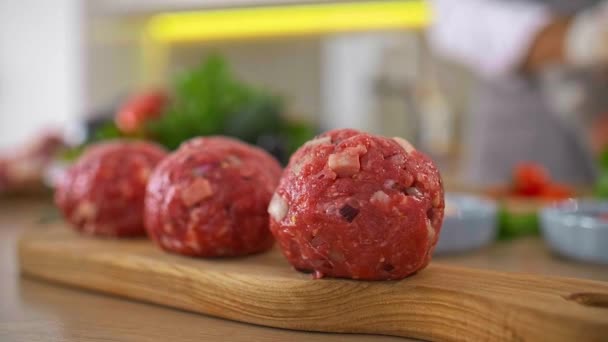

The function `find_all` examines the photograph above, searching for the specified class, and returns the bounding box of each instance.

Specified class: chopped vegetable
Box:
[116,90,167,134]
[595,148,608,199]
[496,162,575,240]
[513,163,550,197]
[595,171,608,199]
[539,183,575,201]
[498,207,539,240]
[511,162,573,200]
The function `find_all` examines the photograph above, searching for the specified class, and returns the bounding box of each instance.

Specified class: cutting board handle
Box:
[362,269,608,341]
[564,292,608,308]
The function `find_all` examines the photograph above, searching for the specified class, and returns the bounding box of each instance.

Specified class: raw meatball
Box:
[144,136,282,257]
[180,136,282,182]
[55,141,167,237]
[268,129,444,280]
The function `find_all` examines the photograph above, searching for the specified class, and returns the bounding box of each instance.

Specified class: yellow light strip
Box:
[145,1,430,43]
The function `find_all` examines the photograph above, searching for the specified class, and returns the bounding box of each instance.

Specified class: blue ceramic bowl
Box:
[540,200,608,264]
[435,194,498,254]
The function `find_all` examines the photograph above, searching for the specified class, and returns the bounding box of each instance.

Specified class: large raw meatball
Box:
[55,141,167,237]
[268,129,444,280]
[144,136,282,257]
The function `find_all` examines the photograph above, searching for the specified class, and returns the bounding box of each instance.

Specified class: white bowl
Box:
[540,200,608,264]
[435,194,498,255]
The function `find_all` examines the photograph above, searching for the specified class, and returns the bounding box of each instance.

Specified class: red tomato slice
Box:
[539,183,575,200]
[513,162,550,197]
[116,90,167,134]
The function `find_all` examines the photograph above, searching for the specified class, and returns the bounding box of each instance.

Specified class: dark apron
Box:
[464,0,606,186]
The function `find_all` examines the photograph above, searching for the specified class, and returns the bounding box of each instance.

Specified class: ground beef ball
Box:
[55,140,167,237]
[180,136,283,182]
[268,129,444,280]
[144,136,282,257]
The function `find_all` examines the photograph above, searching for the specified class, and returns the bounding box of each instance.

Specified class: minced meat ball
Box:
[268,129,444,280]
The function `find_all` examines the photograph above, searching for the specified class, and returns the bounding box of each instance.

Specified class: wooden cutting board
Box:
[19,226,608,342]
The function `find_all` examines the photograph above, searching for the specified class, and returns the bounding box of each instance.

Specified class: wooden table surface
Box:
[1,197,608,342]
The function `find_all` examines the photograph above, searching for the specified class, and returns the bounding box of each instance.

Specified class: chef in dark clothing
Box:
[429,0,608,186]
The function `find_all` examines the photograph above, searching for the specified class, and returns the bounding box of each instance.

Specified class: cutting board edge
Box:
[17,228,608,342]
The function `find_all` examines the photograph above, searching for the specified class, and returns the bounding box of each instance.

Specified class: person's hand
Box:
[566,1,608,68]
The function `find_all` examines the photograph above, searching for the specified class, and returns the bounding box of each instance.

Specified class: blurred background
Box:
[1,0,608,245]
[0,0,466,179]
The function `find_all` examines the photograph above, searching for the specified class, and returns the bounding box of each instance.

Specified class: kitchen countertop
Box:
[1,197,607,342]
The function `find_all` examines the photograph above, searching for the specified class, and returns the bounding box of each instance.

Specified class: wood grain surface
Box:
[18,226,608,342]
